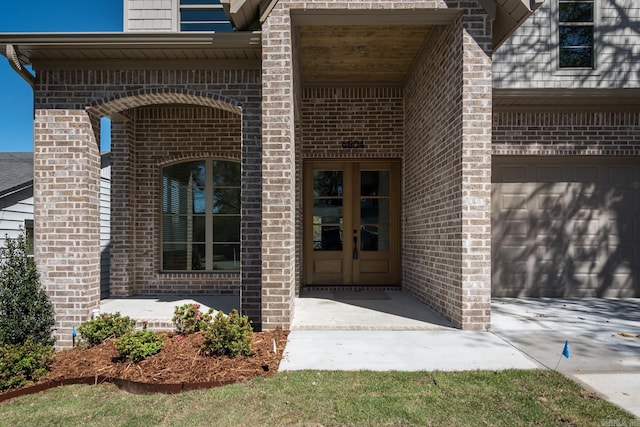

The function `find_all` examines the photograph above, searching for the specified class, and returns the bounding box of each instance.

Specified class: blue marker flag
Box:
[72,326,77,338]
[562,340,570,359]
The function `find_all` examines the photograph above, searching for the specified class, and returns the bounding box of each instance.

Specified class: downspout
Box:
[5,44,35,89]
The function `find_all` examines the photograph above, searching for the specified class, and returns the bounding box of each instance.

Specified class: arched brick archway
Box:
[86,88,242,118]
[35,77,263,349]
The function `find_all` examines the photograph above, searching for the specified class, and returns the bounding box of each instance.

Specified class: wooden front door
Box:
[304,160,400,286]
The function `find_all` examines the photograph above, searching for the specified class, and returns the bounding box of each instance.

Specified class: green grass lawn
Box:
[0,370,635,426]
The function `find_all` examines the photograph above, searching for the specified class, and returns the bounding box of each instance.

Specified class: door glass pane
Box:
[313,171,343,197]
[360,199,390,224]
[361,171,389,196]
[313,225,343,251]
[313,199,343,224]
[361,225,390,251]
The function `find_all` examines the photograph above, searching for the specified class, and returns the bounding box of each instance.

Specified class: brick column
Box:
[459,9,493,330]
[109,115,135,296]
[260,5,297,330]
[34,109,101,349]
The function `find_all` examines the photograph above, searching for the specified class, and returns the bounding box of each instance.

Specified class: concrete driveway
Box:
[491,298,640,418]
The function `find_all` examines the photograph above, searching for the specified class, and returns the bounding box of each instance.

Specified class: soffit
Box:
[494,88,640,112]
[0,33,261,68]
[291,9,460,87]
[297,25,433,87]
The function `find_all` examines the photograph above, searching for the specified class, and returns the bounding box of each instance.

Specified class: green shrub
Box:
[77,312,136,347]
[201,309,253,357]
[115,329,164,363]
[0,232,55,346]
[172,303,214,334]
[0,338,54,391]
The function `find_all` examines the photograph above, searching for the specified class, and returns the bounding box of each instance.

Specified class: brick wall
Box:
[262,0,493,330]
[261,5,297,330]
[301,87,404,159]
[403,5,492,330]
[493,112,640,155]
[298,87,404,292]
[34,109,102,349]
[126,105,242,294]
[34,69,263,343]
[110,113,135,297]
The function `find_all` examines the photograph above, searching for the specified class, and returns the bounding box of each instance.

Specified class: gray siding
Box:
[100,165,111,298]
[0,165,111,297]
[125,0,176,32]
[0,191,33,248]
[493,0,640,89]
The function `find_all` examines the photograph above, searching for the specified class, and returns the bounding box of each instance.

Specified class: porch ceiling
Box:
[296,25,432,87]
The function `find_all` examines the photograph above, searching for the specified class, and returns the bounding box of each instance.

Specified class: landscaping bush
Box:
[0,232,55,346]
[77,312,136,347]
[115,329,164,363]
[201,309,253,357]
[172,303,214,334]
[0,338,54,391]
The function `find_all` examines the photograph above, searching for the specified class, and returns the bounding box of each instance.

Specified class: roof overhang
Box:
[224,0,544,50]
[491,0,545,49]
[0,32,262,70]
[494,88,640,113]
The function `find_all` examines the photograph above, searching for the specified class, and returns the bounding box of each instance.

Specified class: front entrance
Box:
[303,160,400,286]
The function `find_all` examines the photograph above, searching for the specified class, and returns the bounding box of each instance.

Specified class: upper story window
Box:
[180,0,233,32]
[162,160,240,272]
[558,0,595,68]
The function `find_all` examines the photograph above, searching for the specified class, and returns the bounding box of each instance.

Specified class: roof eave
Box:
[493,0,545,50]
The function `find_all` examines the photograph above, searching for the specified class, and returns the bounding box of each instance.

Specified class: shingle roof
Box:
[0,152,33,197]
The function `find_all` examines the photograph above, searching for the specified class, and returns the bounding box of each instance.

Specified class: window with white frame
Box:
[179,0,233,32]
[162,160,240,272]
[558,0,595,68]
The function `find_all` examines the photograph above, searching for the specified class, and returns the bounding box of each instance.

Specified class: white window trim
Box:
[551,0,601,76]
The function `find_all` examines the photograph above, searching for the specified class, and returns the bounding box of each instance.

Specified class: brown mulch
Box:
[0,331,288,401]
[47,331,289,384]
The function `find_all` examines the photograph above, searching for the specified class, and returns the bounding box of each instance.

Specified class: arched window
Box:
[162,159,240,271]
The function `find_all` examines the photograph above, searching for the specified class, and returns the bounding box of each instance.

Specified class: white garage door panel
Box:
[492,157,640,298]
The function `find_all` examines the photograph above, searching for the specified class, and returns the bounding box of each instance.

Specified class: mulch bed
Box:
[0,330,289,402]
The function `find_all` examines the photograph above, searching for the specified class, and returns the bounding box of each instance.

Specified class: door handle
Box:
[352,230,358,260]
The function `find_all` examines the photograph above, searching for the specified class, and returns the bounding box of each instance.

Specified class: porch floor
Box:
[99,290,454,331]
[99,295,240,330]
[292,289,455,330]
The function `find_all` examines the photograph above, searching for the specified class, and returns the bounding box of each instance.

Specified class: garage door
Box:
[492,157,640,297]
